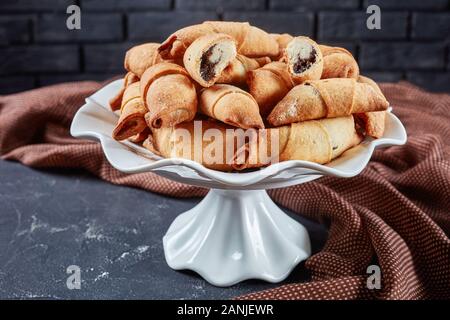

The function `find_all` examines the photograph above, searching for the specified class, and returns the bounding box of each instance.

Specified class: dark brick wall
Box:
[1,0,449,94]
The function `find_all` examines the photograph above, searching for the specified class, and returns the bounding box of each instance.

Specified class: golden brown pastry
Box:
[254,57,272,66]
[268,78,389,126]
[124,43,165,77]
[140,62,197,128]
[109,72,139,111]
[183,33,237,87]
[247,61,295,117]
[142,134,160,156]
[199,84,264,129]
[144,119,250,172]
[112,82,147,141]
[358,75,384,96]
[159,21,279,59]
[354,75,388,138]
[234,116,362,170]
[270,33,293,60]
[284,36,323,84]
[108,21,392,172]
[320,45,359,79]
[216,54,267,86]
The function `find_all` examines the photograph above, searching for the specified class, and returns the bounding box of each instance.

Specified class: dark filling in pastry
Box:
[354,115,367,136]
[200,45,219,81]
[121,120,137,132]
[153,118,162,128]
[293,47,317,74]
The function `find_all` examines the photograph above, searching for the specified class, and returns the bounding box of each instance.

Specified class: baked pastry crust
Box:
[247,61,295,117]
[112,82,147,141]
[199,84,264,129]
[234,116,362,170]
[124,43,165,77]
[268,78,389,126]
[144,119,248,172]
[320,45,359,79]
[140,62,197,129]
[216,55,268,86]
[109,72,139,111]
[159,21,279,60]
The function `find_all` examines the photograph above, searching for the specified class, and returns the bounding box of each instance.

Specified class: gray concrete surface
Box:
[0,160,327,299]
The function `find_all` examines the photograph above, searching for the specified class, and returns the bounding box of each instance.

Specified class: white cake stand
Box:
[70,80,407,287]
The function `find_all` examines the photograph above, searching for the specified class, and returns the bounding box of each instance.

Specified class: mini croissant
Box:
[320,45,359,79]
[124,43,165,77]
[199,84,264,129]
[354,75,388,138]
[247,61,295,117]
[268,77,389,126]
[216,54,268,86]
[109,72,139,111]
[140,62,197,128]
[159,21,279,59]
[112,82,147,141]
[234,116,362,170]
[144,119,249,172]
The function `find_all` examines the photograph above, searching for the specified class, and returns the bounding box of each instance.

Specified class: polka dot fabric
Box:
[1,80,449,300]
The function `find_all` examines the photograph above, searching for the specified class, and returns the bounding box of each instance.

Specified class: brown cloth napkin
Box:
[1,81,449,300]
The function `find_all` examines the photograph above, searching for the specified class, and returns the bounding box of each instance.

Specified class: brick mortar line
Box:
[4,68,449,76]
[35,72,119,75]
[78,44,84,74]
[34,73,41,87]
[30,40,133,45]
[406,11,412,40]
[362,69,450,72]
[315,9,420,14]
[445,46,450,71]
[358,0,363,10]
[179,9,448,13]
[2,9,449,15]
[354,42,360,65]
[1,40,447,48]
[5,40,436,47]
[0,42,133,48]
[122,13,128,42]
[28,13,34,43]
[312,12,318,40]
[0,10,448,22]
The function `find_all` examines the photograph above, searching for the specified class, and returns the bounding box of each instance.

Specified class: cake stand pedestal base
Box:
[163,189,311,287]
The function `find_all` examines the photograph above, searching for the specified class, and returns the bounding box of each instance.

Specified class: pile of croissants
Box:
[110,21,389,172]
